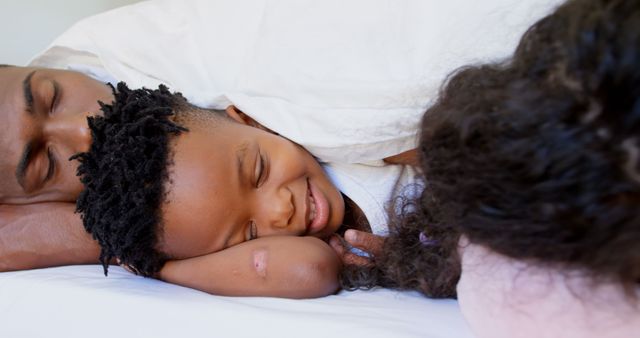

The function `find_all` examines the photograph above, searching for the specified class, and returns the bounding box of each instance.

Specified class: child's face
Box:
[159,109,345,259]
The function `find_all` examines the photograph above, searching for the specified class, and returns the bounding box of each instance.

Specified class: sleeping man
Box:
[0,65,114,269]
[1,0,558,278]
[0,64,409,286]
[1,0,561,300]
[52,81,419,298]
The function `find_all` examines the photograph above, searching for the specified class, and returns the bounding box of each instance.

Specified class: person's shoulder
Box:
[0,202,99,272]
[457,240,640,338]
[1,201,75,214]
[0,202,78,229]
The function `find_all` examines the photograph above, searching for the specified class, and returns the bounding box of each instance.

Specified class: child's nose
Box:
[258,186,295,232]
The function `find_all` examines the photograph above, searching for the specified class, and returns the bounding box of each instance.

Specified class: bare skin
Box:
[160,236,341,298]
[0,66,416,298]
[330,229,385,266]
[0,202,98,271]
[122,106,400,297]
[0,200,347,298]
[0,66,113,204]
[0,166,408,299]
[383,149,419,167]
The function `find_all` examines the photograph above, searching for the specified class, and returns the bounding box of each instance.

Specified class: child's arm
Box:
[158,236,341,299]
[0,203,101,271]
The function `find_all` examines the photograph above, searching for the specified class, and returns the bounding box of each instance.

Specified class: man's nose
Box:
[44,111,92,153]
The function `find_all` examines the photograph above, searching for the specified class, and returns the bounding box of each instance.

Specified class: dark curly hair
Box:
[342,0,640,297]
[74,82,189,277]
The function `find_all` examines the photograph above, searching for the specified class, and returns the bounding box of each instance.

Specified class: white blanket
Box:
[18,2,568,337]
[31,0,561,163]
[0,266,472,338]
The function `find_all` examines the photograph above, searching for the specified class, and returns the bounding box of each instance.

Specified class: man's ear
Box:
[224,105,278,134]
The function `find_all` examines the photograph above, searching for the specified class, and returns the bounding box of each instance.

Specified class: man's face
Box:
[159,108,345,259]
[0,66,113,204]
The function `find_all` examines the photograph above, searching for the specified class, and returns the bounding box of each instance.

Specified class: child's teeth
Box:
[310,194,316,221]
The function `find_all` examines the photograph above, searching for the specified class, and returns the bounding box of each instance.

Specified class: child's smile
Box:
[158,107,345,260]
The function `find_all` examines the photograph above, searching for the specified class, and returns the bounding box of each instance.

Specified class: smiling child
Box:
[74,82,418,298]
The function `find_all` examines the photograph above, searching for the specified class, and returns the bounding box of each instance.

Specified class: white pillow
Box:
[30,0,561,163]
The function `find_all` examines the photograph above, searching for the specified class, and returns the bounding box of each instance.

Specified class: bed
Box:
[3,1,566,337]
[0,266,472,338]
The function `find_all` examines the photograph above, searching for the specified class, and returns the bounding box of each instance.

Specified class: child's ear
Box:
[224,105,279,135]
[225,105,254,125]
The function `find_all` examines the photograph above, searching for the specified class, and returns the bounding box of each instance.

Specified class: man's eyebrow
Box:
[23,70,36,115]
[15,142,34,191]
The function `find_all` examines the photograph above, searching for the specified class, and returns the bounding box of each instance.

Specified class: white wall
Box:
[0,0,142,66]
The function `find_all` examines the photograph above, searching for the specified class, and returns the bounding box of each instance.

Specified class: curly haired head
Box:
[74,82,191,277]
[342,0,640,297]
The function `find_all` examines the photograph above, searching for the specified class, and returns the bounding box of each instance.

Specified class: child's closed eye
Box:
[254,150,269,188]
[246,220,258,241]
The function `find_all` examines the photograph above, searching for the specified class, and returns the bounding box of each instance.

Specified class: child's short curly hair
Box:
[343,0,640,297]
[74,83,188,277]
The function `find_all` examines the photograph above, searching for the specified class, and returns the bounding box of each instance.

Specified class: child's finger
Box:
[344,230,384,256]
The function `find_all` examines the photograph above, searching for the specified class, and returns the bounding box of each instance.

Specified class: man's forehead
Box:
[0,66,30,135]
[0,66,31,197]
[0,66,30,103]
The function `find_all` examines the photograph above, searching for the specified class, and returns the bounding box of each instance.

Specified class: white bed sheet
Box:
[0,265,473,338]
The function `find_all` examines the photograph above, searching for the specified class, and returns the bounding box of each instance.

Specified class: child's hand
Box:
[329,229,384,266]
